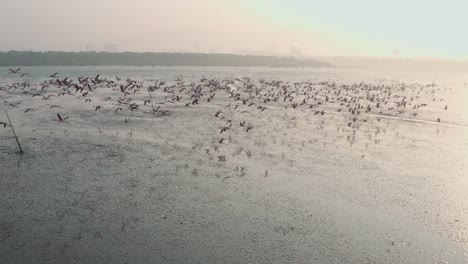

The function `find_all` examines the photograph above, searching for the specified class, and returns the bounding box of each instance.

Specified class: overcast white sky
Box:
[0,0,466,58]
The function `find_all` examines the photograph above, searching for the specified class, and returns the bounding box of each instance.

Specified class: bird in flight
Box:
[8,68,21,74]
[220,126,230,134]
[4,100,21,107]
[56,113,69,122]
[47,104,61,109]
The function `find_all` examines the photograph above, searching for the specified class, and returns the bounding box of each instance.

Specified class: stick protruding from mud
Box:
[5,110,23,153]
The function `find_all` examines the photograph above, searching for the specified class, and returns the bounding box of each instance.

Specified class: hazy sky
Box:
[0,0,466,58]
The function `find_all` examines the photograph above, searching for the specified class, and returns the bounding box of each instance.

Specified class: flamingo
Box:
[8,68,21,74]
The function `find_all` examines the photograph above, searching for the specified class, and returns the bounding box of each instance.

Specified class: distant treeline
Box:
[0,51,332,67]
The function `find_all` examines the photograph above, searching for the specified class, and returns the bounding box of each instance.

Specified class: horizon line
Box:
[1,50,467,62]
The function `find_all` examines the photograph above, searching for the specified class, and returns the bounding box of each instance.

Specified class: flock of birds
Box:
[2,67,448,124]
[1,67,450,172]
[0,66,454,181]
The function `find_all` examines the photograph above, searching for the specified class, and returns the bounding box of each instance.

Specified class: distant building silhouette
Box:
[84,44,95,52]
[104,44,117,52]
[290,46,303,57]
[392,49,400,58]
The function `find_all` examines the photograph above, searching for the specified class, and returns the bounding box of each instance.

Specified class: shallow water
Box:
[0,66,467,263]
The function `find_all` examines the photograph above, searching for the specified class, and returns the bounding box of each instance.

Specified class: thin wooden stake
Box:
[5,110,23,153]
